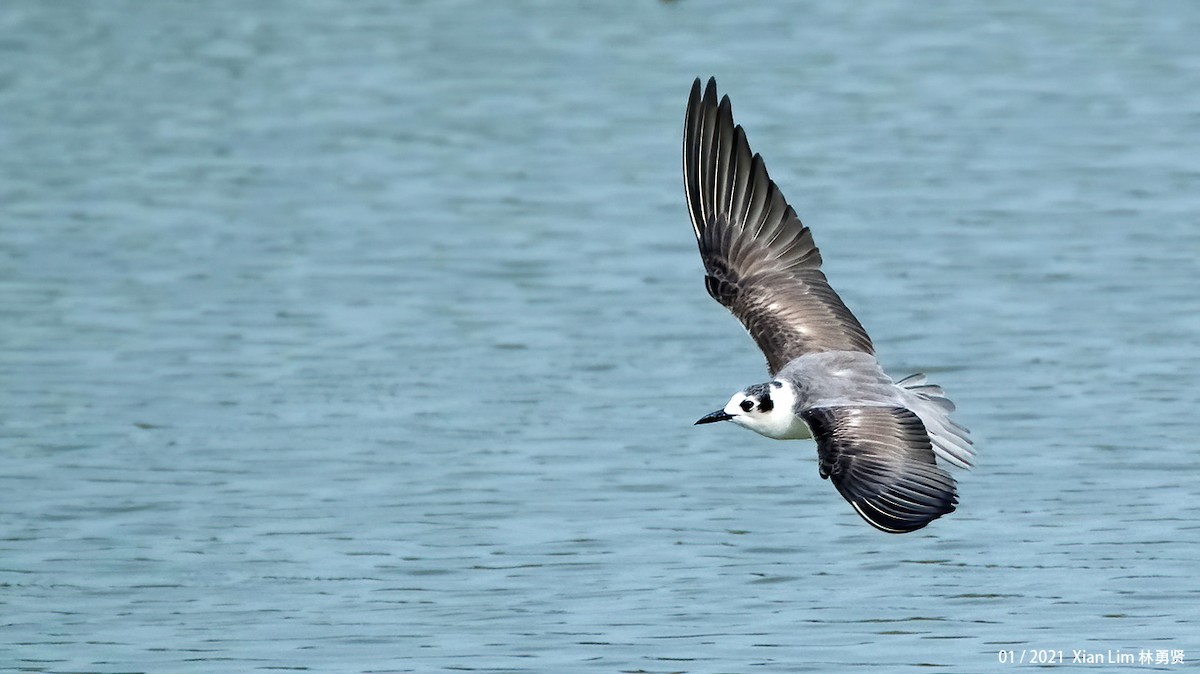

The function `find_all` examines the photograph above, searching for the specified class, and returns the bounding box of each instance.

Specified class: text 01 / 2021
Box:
[998,649,1063,664]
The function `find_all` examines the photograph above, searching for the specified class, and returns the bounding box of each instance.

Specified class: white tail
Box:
[898,373,974,470]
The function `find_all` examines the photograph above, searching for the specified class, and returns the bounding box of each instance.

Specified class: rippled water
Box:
[3,2,1199,672]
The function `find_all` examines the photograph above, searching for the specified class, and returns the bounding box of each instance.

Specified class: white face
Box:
[722,381,811,440]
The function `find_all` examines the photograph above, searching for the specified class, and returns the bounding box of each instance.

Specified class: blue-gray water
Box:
[3,2,1199,672]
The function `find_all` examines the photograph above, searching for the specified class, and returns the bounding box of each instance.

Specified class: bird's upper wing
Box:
[683,77,873,375]
[800,405,957,534]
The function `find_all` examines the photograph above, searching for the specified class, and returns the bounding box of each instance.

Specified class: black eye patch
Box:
[741,383,776,413]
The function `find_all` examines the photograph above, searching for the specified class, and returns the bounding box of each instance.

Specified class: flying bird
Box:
[685,77,973,533]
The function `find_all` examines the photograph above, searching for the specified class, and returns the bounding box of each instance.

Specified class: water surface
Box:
[2,1,1199,672]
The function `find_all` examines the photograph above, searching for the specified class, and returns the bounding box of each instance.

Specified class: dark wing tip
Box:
[847,474,958,534]
[851,501,955,535]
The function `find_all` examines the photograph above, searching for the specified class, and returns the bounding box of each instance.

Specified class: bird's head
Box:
[694,380,805,440]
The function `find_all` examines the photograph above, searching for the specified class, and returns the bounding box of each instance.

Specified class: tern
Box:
[685,78,973,533]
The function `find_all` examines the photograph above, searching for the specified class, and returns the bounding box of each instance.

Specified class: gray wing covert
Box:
[683,77,873,375]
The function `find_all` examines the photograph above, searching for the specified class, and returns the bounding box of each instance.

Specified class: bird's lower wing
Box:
[801,405,958,534]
